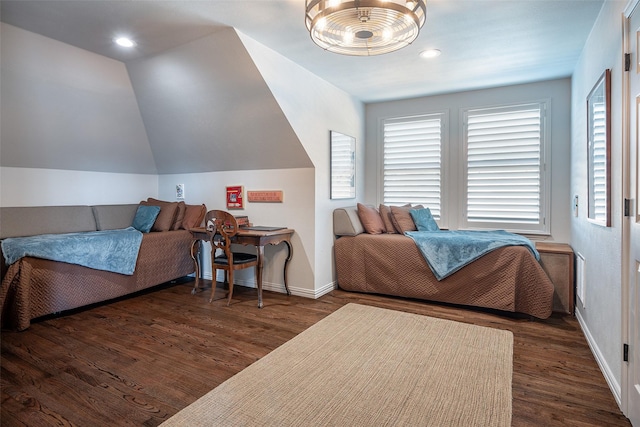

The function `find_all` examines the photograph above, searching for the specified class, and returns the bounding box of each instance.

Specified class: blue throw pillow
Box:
[410,207,440,232]
[132,205,161,233]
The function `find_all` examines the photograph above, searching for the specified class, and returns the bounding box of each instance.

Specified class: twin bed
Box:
[333,206,555,319]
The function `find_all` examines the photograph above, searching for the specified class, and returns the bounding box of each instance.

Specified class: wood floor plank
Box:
[1,279,631,426]
[1,387,72,427]
[3,331,167,426]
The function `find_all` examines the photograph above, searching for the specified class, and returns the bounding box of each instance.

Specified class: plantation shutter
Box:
[331,132,356,199]
[383,115,442,219]
[589,100,607,220]
[464,103,544,227]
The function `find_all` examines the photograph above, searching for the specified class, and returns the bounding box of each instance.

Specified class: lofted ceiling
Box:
[0,0,604,103]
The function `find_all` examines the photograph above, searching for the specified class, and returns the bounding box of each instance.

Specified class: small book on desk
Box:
[234,215,250,227]
[241,226,287,231]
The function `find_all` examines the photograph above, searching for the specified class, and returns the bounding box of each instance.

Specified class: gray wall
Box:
[1,23,312,175]
[0,23,157,174]
[571,0,624,403]
[126,28,313,174]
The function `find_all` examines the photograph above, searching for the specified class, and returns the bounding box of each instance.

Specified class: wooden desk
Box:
[189,227,294,308]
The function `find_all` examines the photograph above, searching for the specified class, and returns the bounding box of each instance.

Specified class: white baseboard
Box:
[575,309,622,407]
[201,272,337,299]
[313,281,338,298]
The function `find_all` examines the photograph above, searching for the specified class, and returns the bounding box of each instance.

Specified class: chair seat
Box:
[214,252,257,265]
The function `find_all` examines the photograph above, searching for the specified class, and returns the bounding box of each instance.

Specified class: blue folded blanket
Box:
[1,227,143,275]
[405,230,539,281]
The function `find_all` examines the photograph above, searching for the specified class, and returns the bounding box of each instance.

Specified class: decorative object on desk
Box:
[330,130,356,199]
[234,215,250,227]
[176,184,184,199]
[586,69,611,227]
[242,226,286,232]
[247,190,284,203]
[226,185,244,209]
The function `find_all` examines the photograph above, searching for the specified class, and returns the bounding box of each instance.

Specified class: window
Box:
[382,114,444,220]
[330,131,356,199]
[587,69,611,226]
[462,102,548,233]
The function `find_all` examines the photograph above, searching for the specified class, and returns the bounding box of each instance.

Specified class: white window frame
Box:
[378,111,448,229]
[461,101,551,235]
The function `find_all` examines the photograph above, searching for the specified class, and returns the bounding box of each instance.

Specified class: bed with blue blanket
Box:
[404,229,540,281]
[0,204,197,331]
[1,227,144,276]
[334,228,555,319]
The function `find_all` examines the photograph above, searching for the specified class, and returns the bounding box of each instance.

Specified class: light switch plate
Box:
[176,184,185,199]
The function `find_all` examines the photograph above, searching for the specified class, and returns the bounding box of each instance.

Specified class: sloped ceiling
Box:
[126,28,312,173]
[0,23,158,174]
[0,23,312,174]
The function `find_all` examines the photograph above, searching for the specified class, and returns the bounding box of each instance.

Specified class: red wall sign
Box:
[226,186,244,209]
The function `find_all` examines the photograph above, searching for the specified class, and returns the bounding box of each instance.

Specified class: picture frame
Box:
[226,185,244,209]
[330,131,356,199]
[586,69,611,227]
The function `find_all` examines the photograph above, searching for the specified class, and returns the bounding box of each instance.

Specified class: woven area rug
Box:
[161,303,513,426]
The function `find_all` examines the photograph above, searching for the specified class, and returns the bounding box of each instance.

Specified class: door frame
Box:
[622,0,639,419]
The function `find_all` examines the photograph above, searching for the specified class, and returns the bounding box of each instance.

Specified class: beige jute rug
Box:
[161,303,513,426]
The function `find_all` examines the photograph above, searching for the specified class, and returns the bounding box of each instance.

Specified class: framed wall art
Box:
[226,185,244,209]
[330,131,356,199]
[586,69,611,227]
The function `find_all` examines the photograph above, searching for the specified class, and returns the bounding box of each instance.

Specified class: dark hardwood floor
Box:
[1,278,631,426]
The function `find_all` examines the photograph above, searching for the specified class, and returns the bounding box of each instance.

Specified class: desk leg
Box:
[190,240,201,295]
[283,240,292,296]
[257,245,265,308]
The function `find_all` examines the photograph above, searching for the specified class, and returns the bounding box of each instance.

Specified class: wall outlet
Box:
[573,195,578,217]
[176,184,185,199]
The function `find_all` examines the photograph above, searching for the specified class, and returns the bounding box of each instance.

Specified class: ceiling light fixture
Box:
[305,0,427,56]
[114,37,136,48]
[420,48,441,58]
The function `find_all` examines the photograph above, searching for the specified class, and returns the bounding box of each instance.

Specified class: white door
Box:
[625,1,640,425]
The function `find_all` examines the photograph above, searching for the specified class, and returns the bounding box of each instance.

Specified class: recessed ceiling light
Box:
[420,49,441,59]
[114,37,136,48]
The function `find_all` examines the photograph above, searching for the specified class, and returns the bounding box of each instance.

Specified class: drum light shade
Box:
[305,0,427,56]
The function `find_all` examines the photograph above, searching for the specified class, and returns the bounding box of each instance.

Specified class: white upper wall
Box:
[570,0,625,398]
[0,167,158,207]
[239,31,365,294]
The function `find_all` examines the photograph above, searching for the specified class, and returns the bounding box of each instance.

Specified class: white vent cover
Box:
[576,252,586,308]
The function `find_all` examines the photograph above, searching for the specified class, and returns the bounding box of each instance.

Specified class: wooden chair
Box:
[205,210,258,305]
